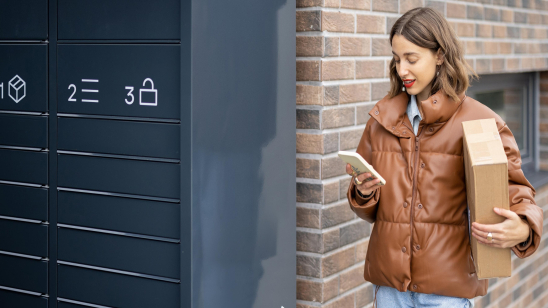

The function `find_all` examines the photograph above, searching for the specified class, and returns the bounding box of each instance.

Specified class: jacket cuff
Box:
[511,204,544,258]
[347,175,380,223]
[515,218,533,252]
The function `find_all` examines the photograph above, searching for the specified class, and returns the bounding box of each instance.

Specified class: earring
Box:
[402,85,406,91]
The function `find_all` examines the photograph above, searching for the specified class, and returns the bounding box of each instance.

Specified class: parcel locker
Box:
[0,0,295,307]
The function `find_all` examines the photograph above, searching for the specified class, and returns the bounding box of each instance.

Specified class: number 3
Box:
[125,86,134,105]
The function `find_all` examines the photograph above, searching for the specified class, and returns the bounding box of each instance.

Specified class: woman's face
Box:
[391,34,442,101]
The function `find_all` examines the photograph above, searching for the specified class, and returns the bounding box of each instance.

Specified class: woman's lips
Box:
[403,80,415,88]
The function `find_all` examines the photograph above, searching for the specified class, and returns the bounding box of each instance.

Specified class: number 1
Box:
[0,82,3,99]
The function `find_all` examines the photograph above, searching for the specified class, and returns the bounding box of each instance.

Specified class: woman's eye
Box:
[408,60,416,64]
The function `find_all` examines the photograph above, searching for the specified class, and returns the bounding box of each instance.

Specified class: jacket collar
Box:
[368,88,466,138]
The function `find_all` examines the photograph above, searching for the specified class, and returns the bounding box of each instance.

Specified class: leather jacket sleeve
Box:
[347,119,381,224]
[499,123,543,258]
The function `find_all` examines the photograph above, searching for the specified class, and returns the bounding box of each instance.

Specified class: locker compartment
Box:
[0,254,47,294]
[0,289,47,308]
[58,302,99,308]
[0,219,47,257]
[58,154,179,199]
[58,0,180,40]
[57,45,180,119]
[58,117,180,159]
[0,184,47,221]
[0,0,47,40]
[58,264,179,308]
[58,227,179,279]
[0,149,47,185]
[0,114,47,148]
[0,45,48,112]
[58,191,179,239]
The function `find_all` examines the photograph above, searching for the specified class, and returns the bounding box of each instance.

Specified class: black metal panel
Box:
[0,149,47,185]
[58,155,179,199]
[58,302,91,308]
[0,45,47,112]
[0,220,47,257]
[0,289,47,308]
[58,118,180,159]
[0,114,47,148]
[58,191,179,239]
[0,0,48,40]
[0,184,47,221]
[58,228,179,279]
[58,0,180,40]
[57,45,180,119]
[0,255,47,293]
[58,265,179,308]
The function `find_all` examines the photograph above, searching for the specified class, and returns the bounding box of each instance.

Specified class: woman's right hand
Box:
[346,163,381,196]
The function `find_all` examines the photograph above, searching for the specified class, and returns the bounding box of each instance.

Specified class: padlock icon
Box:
[139,78,158,106]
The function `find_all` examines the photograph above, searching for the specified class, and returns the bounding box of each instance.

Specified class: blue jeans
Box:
[373,284,475,308]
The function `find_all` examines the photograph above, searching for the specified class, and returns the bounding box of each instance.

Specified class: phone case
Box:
[338,150,386,186]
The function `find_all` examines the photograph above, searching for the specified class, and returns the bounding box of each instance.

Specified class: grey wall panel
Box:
[0,220,47,257]
[0,0,47,40]
[0,184,47,221]
[57,45,180,119]
[0,114,47,148]
[0,255,47,293]
[58,118,180,159]
[58,0,180,40]
[0,44,47,112]
[0,149,47,185]
[58,265,179,308]
[58,228,179,279]
[58,191,179,239]
[191,0,297,306]
[58,155,180,199]
[0,289,47,308]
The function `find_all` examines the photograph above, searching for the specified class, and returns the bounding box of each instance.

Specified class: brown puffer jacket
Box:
[347,89,543,299]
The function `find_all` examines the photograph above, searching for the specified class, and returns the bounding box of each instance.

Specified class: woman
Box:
[346,7,543,308]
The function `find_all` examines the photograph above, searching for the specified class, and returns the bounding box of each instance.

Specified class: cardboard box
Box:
[462,118,511,279]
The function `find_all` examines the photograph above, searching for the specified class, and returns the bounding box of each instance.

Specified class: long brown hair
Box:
[388,7,477,102]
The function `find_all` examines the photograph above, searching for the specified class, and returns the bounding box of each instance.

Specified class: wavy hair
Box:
[388,7,477,102]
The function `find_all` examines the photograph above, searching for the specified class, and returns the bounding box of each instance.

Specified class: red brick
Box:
[340,37,370,56]
[372,0,398,13]
[339,83,370,104]
[356,60,385,79]
[297,60,320,81]
[356,15,385,34]
[297,36,323,57]
[322,11,355,33]
[447,2,466,19]
[297,85,322,106]
[297,11,321,32]
[321,60,354,81]
[341,0,370,10]
[324,37,339,57]
[400,0,423,14]
[457,22,475,37]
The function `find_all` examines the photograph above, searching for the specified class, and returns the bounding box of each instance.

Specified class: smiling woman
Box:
[346,6,543,308]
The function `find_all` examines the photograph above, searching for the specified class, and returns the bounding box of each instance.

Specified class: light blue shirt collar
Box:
[407,94,422,136]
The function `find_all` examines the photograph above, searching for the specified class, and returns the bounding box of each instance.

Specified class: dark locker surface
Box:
[0,219,47,257]
[0,114,47,148]
[57,45,180,119]
[0,289,47,308]
[0,149,48,185]
[58,117,180,159]
[0,0,48,40]
[58,0,180,40]
[0,45,48,112]
[58,227,179,279]
[58,302,96,308]
[0,184,47,221]
[58,191,179,239]
[0,254,47,294]
[58,264,179,308]
[58,154,180,199]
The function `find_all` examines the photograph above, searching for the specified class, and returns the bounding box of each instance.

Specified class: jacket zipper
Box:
[409,124,425,288]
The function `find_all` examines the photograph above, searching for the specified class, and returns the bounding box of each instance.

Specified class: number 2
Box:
[68,84,77,101]
[125,86,134,105]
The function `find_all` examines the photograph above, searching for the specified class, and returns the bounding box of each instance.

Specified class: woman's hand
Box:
[346,163,381,196]
[471,207,530,249]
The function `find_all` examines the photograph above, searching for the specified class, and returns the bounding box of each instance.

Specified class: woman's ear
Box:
[436,48,444,66]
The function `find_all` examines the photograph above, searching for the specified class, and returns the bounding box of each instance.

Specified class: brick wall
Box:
[296,0,548,307]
